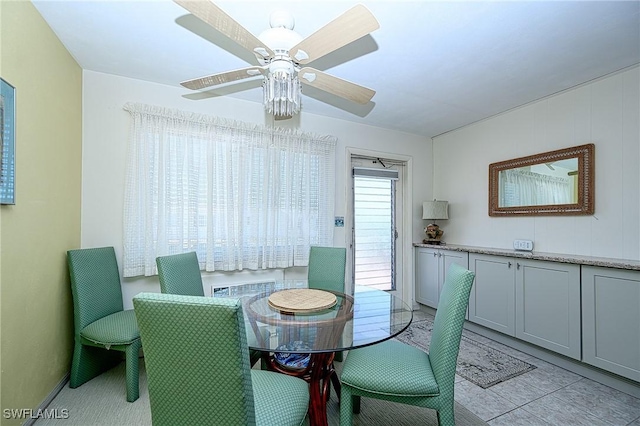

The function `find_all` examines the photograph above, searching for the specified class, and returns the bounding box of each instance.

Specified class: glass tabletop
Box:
[213,280,413,353]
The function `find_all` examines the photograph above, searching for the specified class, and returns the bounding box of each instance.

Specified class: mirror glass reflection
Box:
[498,158,579,207]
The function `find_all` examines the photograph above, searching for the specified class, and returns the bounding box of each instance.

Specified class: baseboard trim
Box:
[463,321,640,399]
[23,373,70,426]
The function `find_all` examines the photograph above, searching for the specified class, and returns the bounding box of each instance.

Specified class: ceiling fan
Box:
[173,1,379,117]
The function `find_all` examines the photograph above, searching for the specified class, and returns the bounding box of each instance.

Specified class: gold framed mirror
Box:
[489,143,594,216]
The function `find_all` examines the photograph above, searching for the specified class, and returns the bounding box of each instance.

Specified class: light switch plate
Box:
[513,239,534,251]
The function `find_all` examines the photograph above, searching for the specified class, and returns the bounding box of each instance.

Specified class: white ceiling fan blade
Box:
[289,4,379,65]
[181,66,265,90]
[174,0,274,60]
[299,67,375,104]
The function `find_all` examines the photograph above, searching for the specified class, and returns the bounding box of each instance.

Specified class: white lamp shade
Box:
[423,200,449,220]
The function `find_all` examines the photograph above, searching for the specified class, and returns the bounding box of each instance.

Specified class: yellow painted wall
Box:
[0,2,82,424]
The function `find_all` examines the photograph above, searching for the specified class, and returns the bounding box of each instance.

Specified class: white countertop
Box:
[413,243,640,271]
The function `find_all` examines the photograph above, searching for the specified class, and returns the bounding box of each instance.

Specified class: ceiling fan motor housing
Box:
[257,27,303,64]
[268,60,295,76]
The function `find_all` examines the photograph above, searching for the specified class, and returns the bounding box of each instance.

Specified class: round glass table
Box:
[214,280,413,426]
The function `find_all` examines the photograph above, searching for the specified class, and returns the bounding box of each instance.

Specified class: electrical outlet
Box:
[513,239,534,251]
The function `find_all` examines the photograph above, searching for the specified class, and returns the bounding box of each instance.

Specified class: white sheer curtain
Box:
[499,169,572,207]
[122,103,336,277]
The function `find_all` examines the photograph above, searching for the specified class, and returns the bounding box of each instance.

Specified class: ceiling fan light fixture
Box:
[263,67,301,117]
[173,1,379,116]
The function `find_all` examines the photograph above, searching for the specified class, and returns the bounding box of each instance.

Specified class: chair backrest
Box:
[307,246,347,293]
[133,292,256,425]
[67,247,124,334]
[156,252,204,296]
[428,263,475,389]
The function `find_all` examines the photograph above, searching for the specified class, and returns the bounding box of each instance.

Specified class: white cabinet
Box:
[417,245,640,377]
[582,266,640,381]
[415,247,468,308]
[415,247,439,307]
[468,254,516,336]
[515,259,581,359]
[469,254,581,359]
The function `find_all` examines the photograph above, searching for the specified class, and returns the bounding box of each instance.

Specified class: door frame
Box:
[345,147,413,306]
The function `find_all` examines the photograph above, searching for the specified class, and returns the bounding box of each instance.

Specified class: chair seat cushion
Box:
[341,339,440,397]
[251,370,309,426]
[80,309,140,347]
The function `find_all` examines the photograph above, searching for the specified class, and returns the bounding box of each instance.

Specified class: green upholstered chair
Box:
[273,246,347,398]
[133,292,309,426]
[67,246,141,402]
[155,251,262,367]
[307,245,347,294]
[156,252,205,296]
[339,263,476,426]
[308,246,346,365]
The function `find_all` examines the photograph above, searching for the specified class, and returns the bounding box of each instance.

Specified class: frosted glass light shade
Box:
[263,69,301,117]
[422,200,449,220]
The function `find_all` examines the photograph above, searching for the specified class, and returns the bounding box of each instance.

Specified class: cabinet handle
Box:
[517,262,521,270]
[433,252,437,257]
[438,253,442,258]
[508,262,512,268]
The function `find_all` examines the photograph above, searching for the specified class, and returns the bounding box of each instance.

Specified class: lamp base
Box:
[424,223,444,245]
[423,239,444,245]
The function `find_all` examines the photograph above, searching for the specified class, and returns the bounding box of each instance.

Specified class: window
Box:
[122,103,336,277]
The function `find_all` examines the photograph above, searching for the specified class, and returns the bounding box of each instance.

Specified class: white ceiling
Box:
[32,0,640,138]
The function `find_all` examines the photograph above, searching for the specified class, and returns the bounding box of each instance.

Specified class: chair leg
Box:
[259,352,271,370]
[70,341,121,389]
[436,402,456,426]
[124,340,142,402]
[339,385,353,426]
[352,395,361,414]
[330,370,341,401]
[249,349,262,368]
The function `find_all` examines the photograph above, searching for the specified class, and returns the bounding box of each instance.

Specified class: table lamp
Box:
[422,200,448,244]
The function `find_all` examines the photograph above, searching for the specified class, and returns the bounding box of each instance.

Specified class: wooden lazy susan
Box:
[268,289,337,313]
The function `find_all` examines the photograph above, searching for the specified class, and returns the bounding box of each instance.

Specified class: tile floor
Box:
[412,310,640,426]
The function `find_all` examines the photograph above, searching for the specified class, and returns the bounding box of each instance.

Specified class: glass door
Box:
[352,165,401,293]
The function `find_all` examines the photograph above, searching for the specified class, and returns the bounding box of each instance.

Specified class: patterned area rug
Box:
[395,317,536,388]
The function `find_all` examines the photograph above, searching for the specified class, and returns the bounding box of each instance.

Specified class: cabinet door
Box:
[582,266,640,381]
[439,250,470,296]
[515,260,581,359]
[469,254,515,336]
[415,248,440,308]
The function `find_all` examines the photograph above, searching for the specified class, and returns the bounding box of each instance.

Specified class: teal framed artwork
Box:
[1,78,15,204]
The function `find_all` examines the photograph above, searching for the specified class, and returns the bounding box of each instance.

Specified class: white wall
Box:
[433,66,640,260]
[82,71,431,308]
